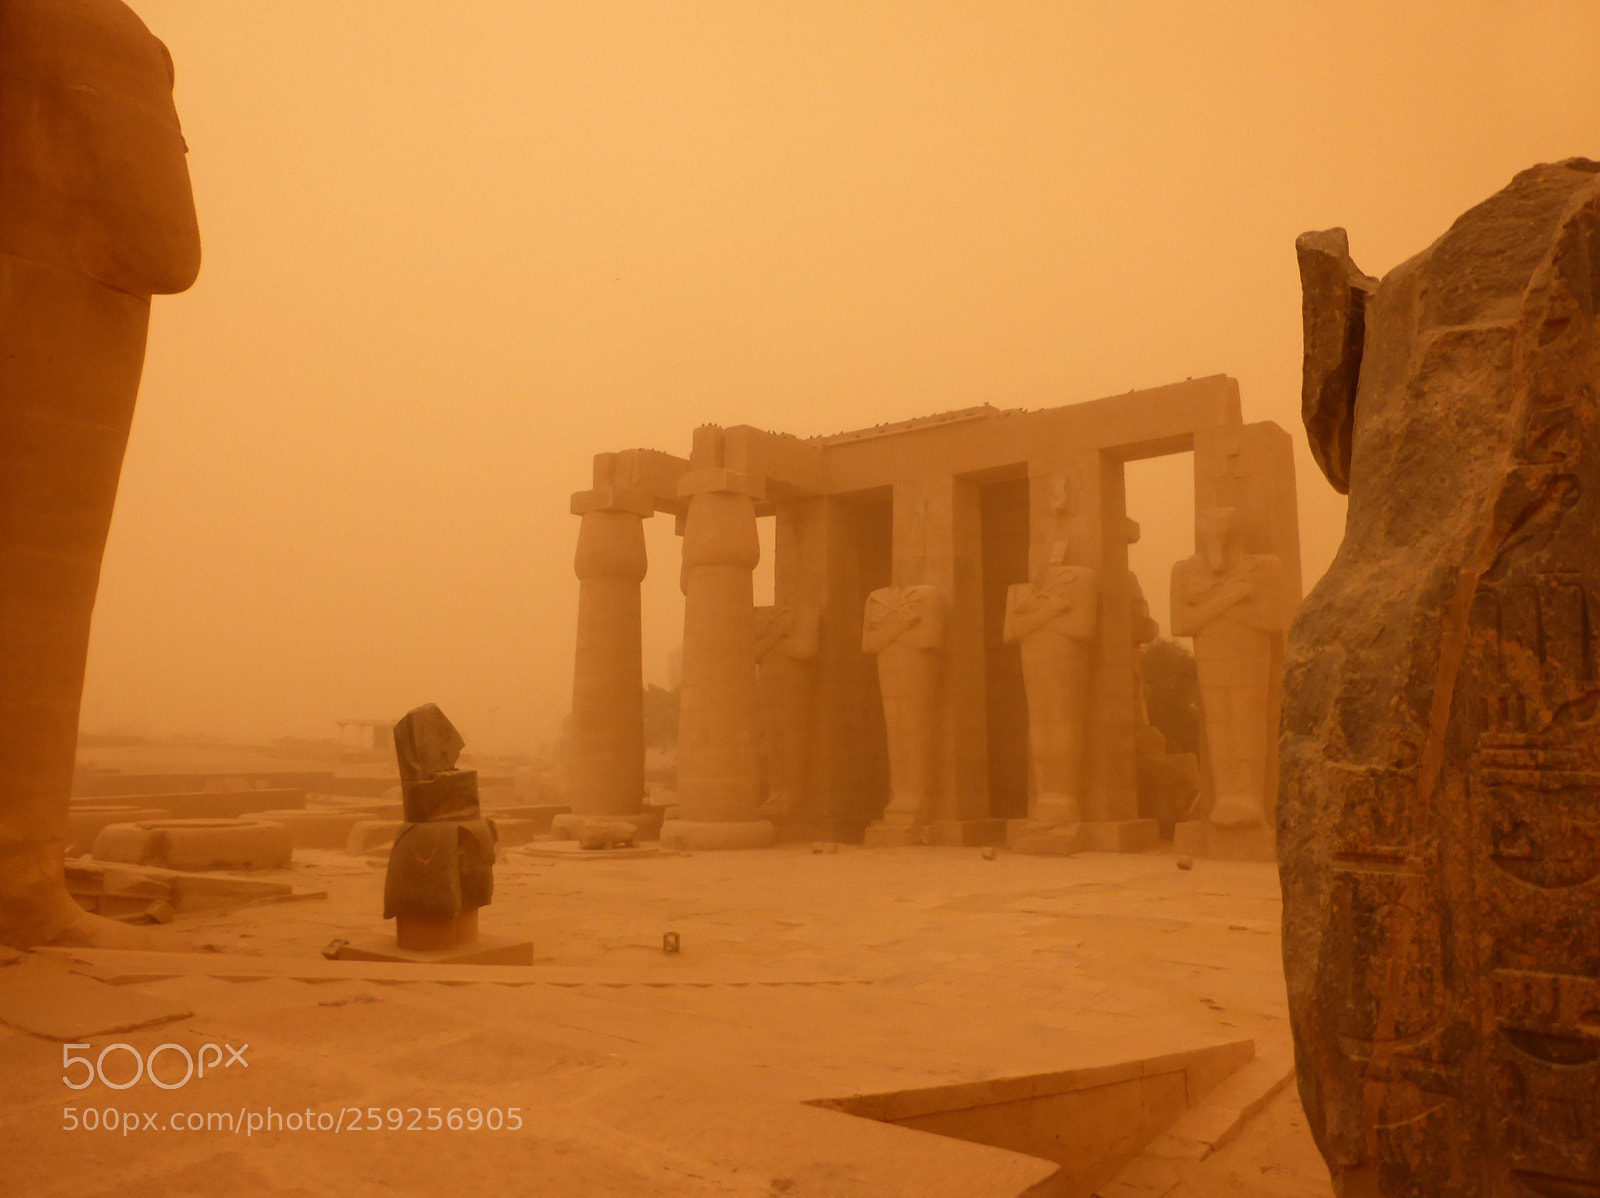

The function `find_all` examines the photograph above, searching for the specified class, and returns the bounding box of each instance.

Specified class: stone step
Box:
[1092,1039,1296,1197]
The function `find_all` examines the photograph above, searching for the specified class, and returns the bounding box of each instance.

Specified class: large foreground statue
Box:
[1282,159,1600,1196]
[0,0,201,946]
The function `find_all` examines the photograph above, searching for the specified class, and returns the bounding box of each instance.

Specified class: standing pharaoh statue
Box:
[0,0,201,946]
[1003,545,1099,827]
[754,604,820,820]
[1170,507,1289,829]
[862,585,945,833]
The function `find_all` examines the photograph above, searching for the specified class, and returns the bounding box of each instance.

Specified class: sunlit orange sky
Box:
[85,1,1599,754]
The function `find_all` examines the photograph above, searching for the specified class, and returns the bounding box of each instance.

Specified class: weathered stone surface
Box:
[91,818,292,872]
[1295,228,1377,495]
[574,818,639,851]
[380,705,500,956]
[0,0,200,948]
[1281,158,1600,1197]
[393,703,465,783]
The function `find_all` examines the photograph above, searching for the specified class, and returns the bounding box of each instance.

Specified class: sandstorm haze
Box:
[83,1,1600,753]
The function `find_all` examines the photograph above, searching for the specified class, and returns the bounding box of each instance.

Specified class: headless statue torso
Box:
[863,585,946,827]
[0,0,200,946]
[1170,509,1288,828]
[1004,562,1099,826]
[754,604,820,819]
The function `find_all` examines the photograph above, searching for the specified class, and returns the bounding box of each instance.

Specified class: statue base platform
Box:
[331,934,533,966]
[1005,820,1089,856]
[1172,819,1276,862]
[862,820,927,847]
[660,819,776,851]
[926,819,1007,847]
[1006,818,1160,855]
[551,807,666,841]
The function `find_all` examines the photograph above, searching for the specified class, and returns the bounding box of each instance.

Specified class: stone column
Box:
[661,432,773,850]
[566,464,653,823]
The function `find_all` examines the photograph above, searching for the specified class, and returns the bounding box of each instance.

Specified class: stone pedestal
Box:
[1084,819,1161,853]
[1006,818,1161,855]
[1005,820,1090,856]
[670,452,772,848]
[926,819,1006,847]
[567,480,654,820]
[861,821,926,848]
[332,934,533,966]
[550,807,664,842]
[659,819,775,851]
[1172,819,1276,862]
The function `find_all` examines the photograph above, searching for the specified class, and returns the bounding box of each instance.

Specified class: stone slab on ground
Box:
[521,840,662,861]
[36,948,879,989]
[65,860,319,914]
[0,956,191,1041]
[92,817,294,871]
[70,788,307,818]
[330,935,535,966]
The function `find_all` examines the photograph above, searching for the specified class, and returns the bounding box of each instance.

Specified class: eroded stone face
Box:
[1282,158,1600,1197]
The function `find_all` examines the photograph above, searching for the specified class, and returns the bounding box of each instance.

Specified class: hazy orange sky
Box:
[83,1,1599,753]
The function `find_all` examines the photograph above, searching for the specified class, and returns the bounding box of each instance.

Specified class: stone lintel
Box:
[677,467,765,500]
[570,486,656,518]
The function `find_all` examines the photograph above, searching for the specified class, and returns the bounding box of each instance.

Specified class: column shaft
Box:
[675,490,762,822]
[568,508,647,816]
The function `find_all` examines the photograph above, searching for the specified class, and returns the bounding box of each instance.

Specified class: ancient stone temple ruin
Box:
[567,376,1302,853]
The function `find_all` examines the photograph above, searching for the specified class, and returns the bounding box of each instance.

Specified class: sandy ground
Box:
[0,841,1333,1197]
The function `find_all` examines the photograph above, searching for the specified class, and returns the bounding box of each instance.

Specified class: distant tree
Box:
[1141,637,1200,755]
[643,683,680,750]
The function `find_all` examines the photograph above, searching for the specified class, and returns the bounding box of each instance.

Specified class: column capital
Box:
[570,486,656,518]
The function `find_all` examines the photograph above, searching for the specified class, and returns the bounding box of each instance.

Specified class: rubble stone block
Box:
[91,818,292,871]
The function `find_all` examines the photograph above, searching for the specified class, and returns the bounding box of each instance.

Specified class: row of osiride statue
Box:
[753,506,1291,834]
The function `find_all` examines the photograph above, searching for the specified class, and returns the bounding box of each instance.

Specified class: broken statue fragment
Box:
[1281,158,1600,1197]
